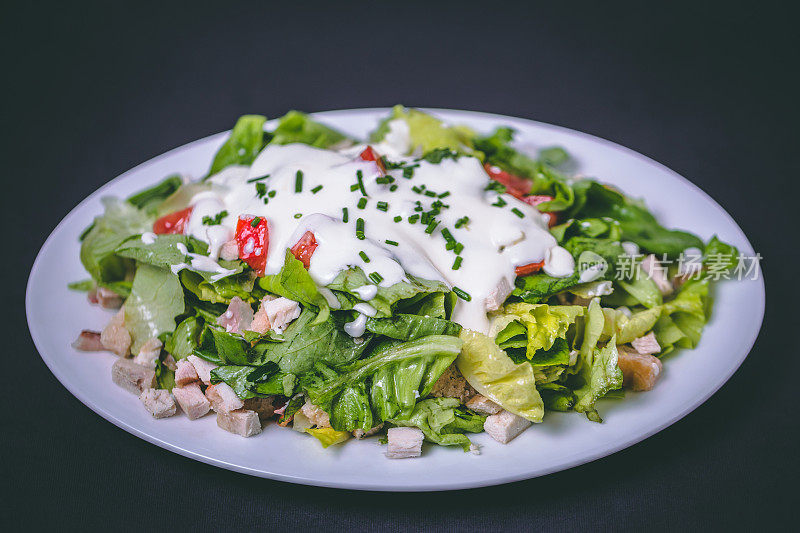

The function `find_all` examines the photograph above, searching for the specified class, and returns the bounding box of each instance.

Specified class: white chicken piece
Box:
[186,355,218,385]
[111,359,156,394]
[217,409,262,437]
[631,332,661,355]
[466,394,502,415]
[101,309,131,357]
[139,389,177,418]
[172,383,212,420]
[174,358,199,387]
[133,338,162,368]
[386,427,424,459]
[484,277,513,312]
[253,297,301,334]
[216,296,254,334]
[617,345,663,391]
[484,410,531,444]
[205,383,244,413]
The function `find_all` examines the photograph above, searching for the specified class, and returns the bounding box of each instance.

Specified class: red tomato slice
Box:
[515,261,545,277]
[290,231,318,269]
[483,163,531,199]
[522,195,558,227]
[359,146,386,174]
[153,206,193,234]
[235,215,269,276]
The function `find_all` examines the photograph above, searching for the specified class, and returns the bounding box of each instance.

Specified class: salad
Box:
[70,106,738,457]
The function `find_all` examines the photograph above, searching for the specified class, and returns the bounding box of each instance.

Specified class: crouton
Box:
[101,309,131,357]
[631,332,661,356]
[133,338,162,368]
[111,359,156,394]
[219,240,239,261]
[300,401,331,428]
[174,358,199,387]
[96,287,123,309]
[430,364,476,403]
[243,396,275,420]
[353,423,384,439]
[617,345,663,391]
[205,383,244,413]
[386,427,424,459]
[186,355,218,385]
[466,394,502,415]
[641,254,673,295]
[172,383,211,420]
[484,410,530,444]
[216,296,254,334]
[217,409,262,437]
[484,277,513,312]
[139,388,177,418]
[256,297,301,334]
[72,330,105,351]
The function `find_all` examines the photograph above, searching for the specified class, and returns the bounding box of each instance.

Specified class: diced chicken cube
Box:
[174,358,199,387]
[217,409,262,437]
[484,410,531,444]
[466,394,502,415]
[96,287,123,309]
[111,359,156,394]
[431,364,476,403]
[617,345,663,391]
[186,355,218,385]
[386,427,424,459]
[101,309,131,357]
[72,330,105,351]
[205,383,244,413]
[133,338,162,368]
[173,383,212,420]
[219,239,239,261]
[162,353,177,371]
[641,254,673,295]
[216,296,254,334]
[484,277,513,312]
[300,401,331,428]
[256,297,301,334]
[353,423,384,439]
[138,388,177,418]
[243,396,276,420]
[631,332,661,355]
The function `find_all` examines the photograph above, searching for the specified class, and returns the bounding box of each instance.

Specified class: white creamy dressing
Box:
[181,142,574,333]
[169,242,237,282]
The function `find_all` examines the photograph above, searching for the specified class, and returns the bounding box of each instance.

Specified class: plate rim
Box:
[25,107,766,491]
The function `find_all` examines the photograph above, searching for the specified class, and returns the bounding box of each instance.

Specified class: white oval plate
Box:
[26,109,764,491]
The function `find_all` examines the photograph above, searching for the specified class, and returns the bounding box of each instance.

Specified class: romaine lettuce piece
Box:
[271,111,349,148]
[208,115,267,175]
[365,314,461,341]
[210,361,290,398]
[501,302,584,358]
[164,316,202,360]
[123,264,185,353]
[457,330,544,422]
[306,427,350,448]
[369,105,475,156]
[259,249,330,321]
[387,397,486,451]
[601,306,662,344]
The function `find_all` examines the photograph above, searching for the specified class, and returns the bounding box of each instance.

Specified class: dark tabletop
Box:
[4,2,796,530]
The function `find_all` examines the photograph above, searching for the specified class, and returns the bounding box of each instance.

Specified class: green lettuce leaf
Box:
[616,264,663,308]
[164,316,202,360]
[369,105,475,155]
[300,335,463,432]
[572,327,623,423]
[259,249,329,320]
[271,111,349,148]
[387,397,486,452]
[123,264,185,353]
[601,306,662,344]
[365,314,461,341]
[210,361,290,399]
[208,115,267,175]
[501,303,584,359]
[306,427,351,448]
[457,330,544,422]
[126,175,182,214]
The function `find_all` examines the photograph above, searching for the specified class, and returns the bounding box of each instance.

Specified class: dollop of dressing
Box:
[183,143,572,333]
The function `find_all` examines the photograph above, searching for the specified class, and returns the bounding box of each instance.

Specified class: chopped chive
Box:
[369,272,384,284]
[357,197,368,209]
[445,241,455,251]
[359,251,370,263]
[356,218,365,239]
[342,207,349,223]
[441,228,455,243]
[408,214,420,224]
[246,174,269,183]
[389,184,398,192]
[452,256,463,270]
[455,216,470,229]
[268,190,276,198]
[385,239,398,246]
[511,207,525,218]
[414,205,423,212]
[393,215,402,223]
[350,183,359,192]
[492,197,507,207]
[402,167,415,179]
[424,190,437,197]
[250,216,261,227]
[454,242,464,255]
[311,185,323,194]
[376,176,394,185]
[412,186,423,194]
[425,220,440,234]
[295,170,303,193]
[356,170,367,196]
[438,191,451,198]
[293,213,302,219]
[376,201,389,212]
[255,182,267,198]
[453,287,471,301]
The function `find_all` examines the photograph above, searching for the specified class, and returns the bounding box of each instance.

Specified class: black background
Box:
[4,2,797,530]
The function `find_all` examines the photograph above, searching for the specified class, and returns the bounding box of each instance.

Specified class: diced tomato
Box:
[522,195,558,228]
[235,215,269,276]
[515,261,545,277]
[153,206,193,234]
[359,146,386,174]
[290,231,318,269]
[483,163,531,199]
